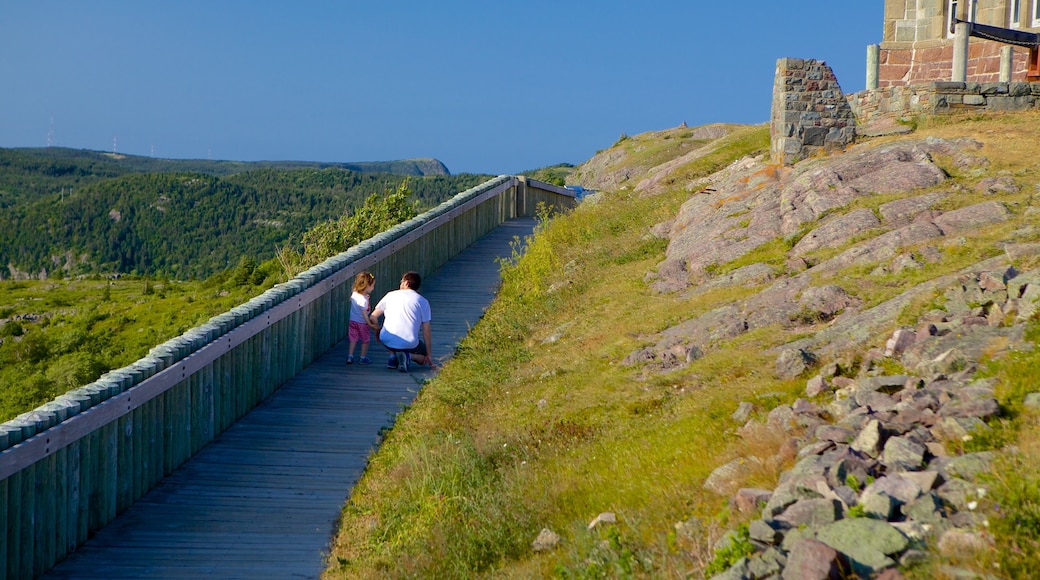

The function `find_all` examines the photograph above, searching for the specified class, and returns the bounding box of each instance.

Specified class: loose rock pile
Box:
[706,267,1040,579]
[711,371,998,578]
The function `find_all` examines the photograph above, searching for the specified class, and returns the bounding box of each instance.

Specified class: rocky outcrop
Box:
[569,124,738,194]
[781,260,1033,369]
[648,139,964,293]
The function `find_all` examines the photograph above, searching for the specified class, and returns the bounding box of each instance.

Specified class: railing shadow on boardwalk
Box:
[0,175,573,580]
[41,218,539,579]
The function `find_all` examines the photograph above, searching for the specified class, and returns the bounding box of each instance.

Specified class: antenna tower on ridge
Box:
[47,116,54,147]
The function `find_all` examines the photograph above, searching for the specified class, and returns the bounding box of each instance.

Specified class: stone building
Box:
[880,0,1039,86]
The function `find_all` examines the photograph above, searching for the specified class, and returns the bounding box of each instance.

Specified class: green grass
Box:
[326,131,799,578]
[0,268,278,421]
[326,111,1040,578]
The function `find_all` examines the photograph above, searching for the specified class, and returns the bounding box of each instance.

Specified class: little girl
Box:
[346,271,378,365]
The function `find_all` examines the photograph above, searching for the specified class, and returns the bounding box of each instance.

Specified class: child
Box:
[346,271,378,365]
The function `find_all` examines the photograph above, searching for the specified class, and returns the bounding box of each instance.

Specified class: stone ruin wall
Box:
[850,81,1040,125]
[770,58,857,166]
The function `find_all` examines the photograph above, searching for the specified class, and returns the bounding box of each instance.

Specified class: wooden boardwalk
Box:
[42,218,537,580]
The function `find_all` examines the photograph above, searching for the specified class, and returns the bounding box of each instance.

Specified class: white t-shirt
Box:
[349,292,370,324]
[374,289,431,350]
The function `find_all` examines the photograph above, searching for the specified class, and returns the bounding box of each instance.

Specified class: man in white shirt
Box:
[369,271,437,372]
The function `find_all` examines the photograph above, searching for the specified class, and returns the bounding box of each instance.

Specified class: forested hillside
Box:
[0,165,490,279]
[0,146,450,206]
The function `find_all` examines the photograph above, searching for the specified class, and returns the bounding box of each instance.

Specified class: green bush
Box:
[705,524,754,576]
[1,320,24,337]
[278,180,418,277]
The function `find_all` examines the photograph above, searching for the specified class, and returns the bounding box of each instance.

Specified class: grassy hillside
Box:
[326,113,1040,578]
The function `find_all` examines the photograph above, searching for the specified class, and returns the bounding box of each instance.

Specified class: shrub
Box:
[705,524,755,576]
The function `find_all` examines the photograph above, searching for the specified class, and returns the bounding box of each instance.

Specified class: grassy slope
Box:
[326,114,1040,578]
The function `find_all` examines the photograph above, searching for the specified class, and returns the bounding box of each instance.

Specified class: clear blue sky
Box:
[0,1,881,175]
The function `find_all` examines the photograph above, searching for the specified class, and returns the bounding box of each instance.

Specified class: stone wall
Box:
[770,58,857,166]
[850,81,1040,126]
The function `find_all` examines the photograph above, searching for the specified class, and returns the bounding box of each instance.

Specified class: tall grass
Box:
[326,131,796,578]
[327,112,1040,577]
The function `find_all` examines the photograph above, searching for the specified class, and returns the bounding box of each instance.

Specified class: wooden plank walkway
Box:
[42,218,537,580]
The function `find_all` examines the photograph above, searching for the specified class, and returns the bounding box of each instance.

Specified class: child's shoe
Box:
[396,351,409,373]
[359,357,371,365]
[345,355,354,365]
[387,355,398,369]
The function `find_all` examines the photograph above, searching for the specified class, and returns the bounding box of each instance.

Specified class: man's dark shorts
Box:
[392,340,427,356]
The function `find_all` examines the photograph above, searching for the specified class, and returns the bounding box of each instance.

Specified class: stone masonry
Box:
[850,81,1040,128]
[770,58,857,166]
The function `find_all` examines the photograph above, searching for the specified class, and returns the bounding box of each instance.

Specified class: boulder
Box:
[708,557,750,580]
[903,492,945,523]
[805,375,830,397]
[734,488,773,514]
[781,538,850,580]
[747,548,787,578]
[776,348,818,379]
[943,452,994,480]
[749,518,784,545]
[704,458,752,496]
[974,176,1019,195]
[587,512,616,530]
[935,477,976,511]
[1024,392,1040,410]
[857,375,909,394]
[882,436,927,471]
[900,470,941,493]
[797,285,858,322]
[851,420,886,457]
[884,329,916,357]
[816,425,855,444]
[938,397,1000,420]
[775,498,843,529]
[933,201,1010,236]
[531,528,560,552]
[861,491,898,520]
[878,192,947,226]
[731,401,755,423]
[867,474,925,505]
[815,518,909,575]
[791,209,882,257]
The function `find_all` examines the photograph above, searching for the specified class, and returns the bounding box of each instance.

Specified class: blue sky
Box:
[1,1,881,175]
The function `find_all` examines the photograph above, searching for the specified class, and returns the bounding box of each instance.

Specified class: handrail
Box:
[0,174,573,580]
[0,176,538,479]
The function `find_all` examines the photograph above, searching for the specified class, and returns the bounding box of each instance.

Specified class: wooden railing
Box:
[0,175,574,579]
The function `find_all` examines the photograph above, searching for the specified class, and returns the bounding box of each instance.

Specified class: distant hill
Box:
[0,147,450,207]
[0,158,489,279]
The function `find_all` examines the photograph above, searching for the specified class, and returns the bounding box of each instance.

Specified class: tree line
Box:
[0,166,490,279]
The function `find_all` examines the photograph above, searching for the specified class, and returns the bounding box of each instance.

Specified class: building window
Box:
[1034,0,1040,27]
[1011,0,1022,27]
[948,0,978,38]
